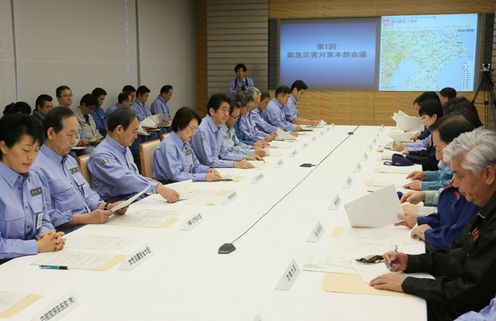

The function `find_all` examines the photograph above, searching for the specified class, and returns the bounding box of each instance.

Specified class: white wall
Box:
[138,0,196,115]
[1,0,195,115]
[0,0,16,111]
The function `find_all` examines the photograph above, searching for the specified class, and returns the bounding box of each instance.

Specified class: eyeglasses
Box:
[187,125,198,132]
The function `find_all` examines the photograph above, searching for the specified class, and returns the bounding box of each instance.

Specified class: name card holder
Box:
[342,176,353,189]
[290,149,298,158]
[251,173,264,184]
[222,191,238,204]
[353,163,362,173]
[306,221,324,243]
[302,141,309,149]
[328,194,341,210]
[119,244,154,271]
[361,152,368,161]
[273,159,284,169]
[275,259,300,291]
[31,293,79,321]
[180,213,204,231]
[312,136,317,142]
[253,314,263,321]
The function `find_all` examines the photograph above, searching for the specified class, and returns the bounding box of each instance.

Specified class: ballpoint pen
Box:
[389,244,398,268]
[39,265,68,270]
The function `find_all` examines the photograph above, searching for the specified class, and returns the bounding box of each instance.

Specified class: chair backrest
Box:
[77,154,92,185]
[140,139,161,178]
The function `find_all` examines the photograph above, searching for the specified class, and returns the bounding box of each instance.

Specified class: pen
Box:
[389,244,398,268]
[39,265,68,270]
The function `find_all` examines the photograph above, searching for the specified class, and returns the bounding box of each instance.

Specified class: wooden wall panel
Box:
[196,0,208,114]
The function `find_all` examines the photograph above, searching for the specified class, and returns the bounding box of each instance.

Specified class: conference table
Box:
[0,125,428,321]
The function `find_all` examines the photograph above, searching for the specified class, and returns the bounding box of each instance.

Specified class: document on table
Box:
[32,249,124,271]
[365,174,409,189]
[166,180,235,206]
[303,256,355,274]
[65,235,136,251]
[107,209,178,228]
[0,291,42,318]
[344,185,403,227]
[321,273,410,297]
[375,163,422,174]
[327,226,423,254]
[111,184,152,213]
[274,128,296,141]
[353,261,434,283]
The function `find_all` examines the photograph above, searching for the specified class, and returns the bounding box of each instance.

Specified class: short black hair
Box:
[418,100,443,118]
[260,90,271,101]
[171,107,201,132]
[35,94,53,110]
[56,85,71,98]
[160,85,173,94]
[234,91,254,108]
[429,114,475,144]
[92,87,107,97]
[80,93,98,107]
[207,94,231,116]
[43,107,76,138]
[118,92,131,104]
[122,85,136,94]
[275,85,291,96]
[0,113,44,160]
[291,80,308,92]
[439,87,457,100]
[234,63,247,72]
[108,108,137,132]
[443,97,482,127]
[4,102,31,115]
[136,85,150,96]
[413,91,440,106]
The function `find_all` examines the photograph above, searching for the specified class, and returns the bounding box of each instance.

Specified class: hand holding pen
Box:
[384,245,408,272]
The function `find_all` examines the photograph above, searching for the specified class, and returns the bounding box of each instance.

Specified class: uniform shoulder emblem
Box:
[98,158,110,166]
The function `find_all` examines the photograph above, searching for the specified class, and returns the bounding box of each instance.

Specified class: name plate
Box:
[303,141,309,149]
[328,194,341,210]
[253,314,262,321]
[273,159,284,169]
[32,293,79,321]
[275,259,300,291]
[306,221,324,243]
[119,244,154,271]
[342,176,353,189]
[251,173,264,184]
[369,143,374,151]
[373,137,377,144]
[353,163,362,173]
[312,136,317,142]
[361,152,368,161]
[290,149,298,158]
[180,213,204,231]
[222,191,238,204]
[320,130,325,136]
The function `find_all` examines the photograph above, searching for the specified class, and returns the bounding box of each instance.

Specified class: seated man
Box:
[191,94,254,169]
[222,96,264,158]
[153,107,221,183]
[131,85,152,122]
[227,63,254,97]
[396,115,478,250]
[90,87,108,137]
[235,89,272,147]
[107,92,132,116]
[283,80,319,126]
[88,108,179,203]
[150,85,173,121]
[263,85,301,134]
[73,93,104,144]
[370,127,496,321]
[55,85,73,108]
[30,108,125,233]
[252,91,277,136]
[409,92,441,141]
[32,94,54,125]
[122,85,137,104]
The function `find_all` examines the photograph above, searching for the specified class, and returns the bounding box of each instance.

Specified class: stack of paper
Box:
[392,111,423,132]
[274,128,296,141]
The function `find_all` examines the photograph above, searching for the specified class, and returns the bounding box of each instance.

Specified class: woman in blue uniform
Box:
[0,113,65,262]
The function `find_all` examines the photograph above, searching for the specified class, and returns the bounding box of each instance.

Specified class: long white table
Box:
[0,125,427,321]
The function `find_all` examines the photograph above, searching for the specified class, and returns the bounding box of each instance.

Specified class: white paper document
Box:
[303,256,355,274]
[140,114,164,128]
[0,291,41,317]
[344,185,403,227]
[353,261,390,283]
[274,128,296,141]
[108,209,178,228]
[32,249,123,271]
[388,130,417,143]
[111,184,152,213]
[65,235,136,251]
[165,180,235,206]
[393,111,423,132]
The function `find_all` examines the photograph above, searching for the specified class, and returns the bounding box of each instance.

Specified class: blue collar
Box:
[0,161,25,187]
[105,135,127,155]
[205,115,220,132]
[41,145,67,164]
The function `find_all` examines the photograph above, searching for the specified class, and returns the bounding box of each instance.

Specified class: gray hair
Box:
[246,87,261,99]
[443,127,496,177]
